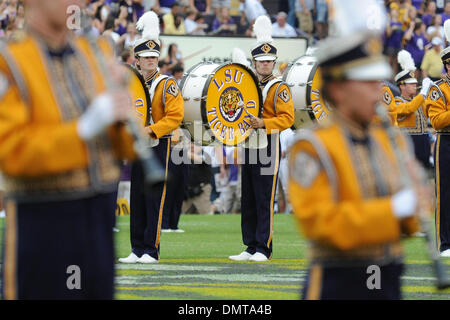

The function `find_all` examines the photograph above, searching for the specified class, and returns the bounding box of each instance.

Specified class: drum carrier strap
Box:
[148,74,178,142]
[262,77,283,114]
[149,74,178,110]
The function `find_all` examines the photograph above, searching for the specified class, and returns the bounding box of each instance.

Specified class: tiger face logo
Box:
[219,87,244,122]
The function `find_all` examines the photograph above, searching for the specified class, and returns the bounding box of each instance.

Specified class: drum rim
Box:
[283,56,318,129]
[123,63,152,126]
[179,61,210,97]
[180,61,220,145]
[282,55,319,108]
[200,62,263,145]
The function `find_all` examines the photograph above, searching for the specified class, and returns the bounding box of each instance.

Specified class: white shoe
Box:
[249,252,269,262]
[161,229,172,233]
[440,249,450,257]
[172,228,185,233]
[136,254,158,264]
[118,252,139,264]
[229,251,253,261]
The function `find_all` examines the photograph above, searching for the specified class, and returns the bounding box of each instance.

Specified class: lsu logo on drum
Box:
[205,64,260,145]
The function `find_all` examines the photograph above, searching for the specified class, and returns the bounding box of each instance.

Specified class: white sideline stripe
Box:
[115,272,306,283]
[401,276,437,281]
[115,264,225,271]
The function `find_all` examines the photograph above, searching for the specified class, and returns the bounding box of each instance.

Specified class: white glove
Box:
[77,94,115,141]
[391,188,418,219]
[420,77,433,98]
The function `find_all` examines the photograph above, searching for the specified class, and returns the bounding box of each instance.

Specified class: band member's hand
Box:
[145,126,157,139]
[391,188,417,219]
[420,77,433,98]
[77,90,132,141]
[249,117,265,128]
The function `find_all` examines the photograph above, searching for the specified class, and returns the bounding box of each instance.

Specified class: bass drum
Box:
[125,64,152,128]
[180,62,262,146]
[124,64,158,147]
[282,55,331,129]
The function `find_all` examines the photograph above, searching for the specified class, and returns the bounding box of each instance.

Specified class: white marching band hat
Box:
[251,15,277,61]
[395,50,418,85]
[134,11,161,58]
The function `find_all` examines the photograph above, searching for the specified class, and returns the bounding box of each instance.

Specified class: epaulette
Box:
[289,128,338,201]
[429,82,446,104]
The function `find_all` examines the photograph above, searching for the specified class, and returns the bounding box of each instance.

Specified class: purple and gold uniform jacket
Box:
[0,33,136,201]
[394,94,428,134]
[143,72,184,140]
[288,115,419,267]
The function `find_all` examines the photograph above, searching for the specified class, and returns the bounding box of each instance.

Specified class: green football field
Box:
[113,214,450,300]
[0,213,449,300]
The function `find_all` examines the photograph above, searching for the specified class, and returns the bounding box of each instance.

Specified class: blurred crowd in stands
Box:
[383,0,450,81]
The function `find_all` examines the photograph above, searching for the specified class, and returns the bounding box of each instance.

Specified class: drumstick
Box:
[238,99,257,119]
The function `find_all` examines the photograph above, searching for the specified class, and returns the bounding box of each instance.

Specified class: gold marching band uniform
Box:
[119,11,184,264]
[0,30,136,299]
[0,35,135,194]
[229,15,294,262]
[288,115,419,299]
[426,74,450,254]
[395,95,428,128]
[390,50,433,170]
[288,0,422,300]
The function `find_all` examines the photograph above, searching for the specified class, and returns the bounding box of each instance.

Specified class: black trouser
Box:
[130,138,170,259]
[162,148,187,230]
[240,133,280,258]
[301,263,404,300]
[2,192,116,300]
[410,133,431,169]
[434,134,450,252]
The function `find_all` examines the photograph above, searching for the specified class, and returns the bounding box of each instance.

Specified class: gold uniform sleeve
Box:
[395,94,424,115]
[0,78,89,177]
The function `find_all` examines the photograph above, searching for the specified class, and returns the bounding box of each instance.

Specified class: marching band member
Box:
[425,19,450,257]
[394,50,433,170]
[229,16,294,262]
[0,0,136,299]
[288,0,425,299]
[119,11,184,264]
